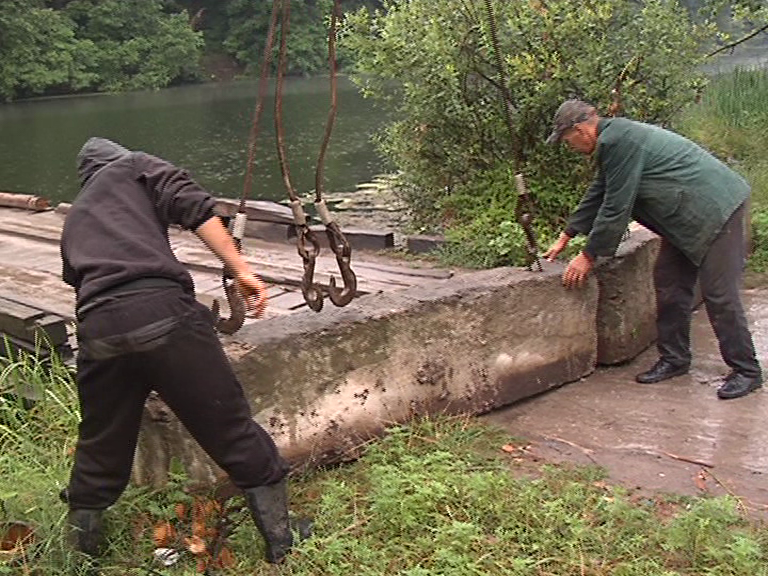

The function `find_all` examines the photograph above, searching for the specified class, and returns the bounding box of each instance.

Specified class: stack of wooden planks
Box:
[0,295,71,362]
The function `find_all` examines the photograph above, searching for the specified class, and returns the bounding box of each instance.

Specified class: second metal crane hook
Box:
[324,221,357,306]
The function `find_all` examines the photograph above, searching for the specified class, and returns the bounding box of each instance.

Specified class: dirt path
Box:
[482,286,768,519]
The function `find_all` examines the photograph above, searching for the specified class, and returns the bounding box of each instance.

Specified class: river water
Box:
[2,43,763,209]
[0,76,390,205]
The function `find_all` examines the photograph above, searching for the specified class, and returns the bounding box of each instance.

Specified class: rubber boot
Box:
[243,480,310,564]
[67,508,105,574]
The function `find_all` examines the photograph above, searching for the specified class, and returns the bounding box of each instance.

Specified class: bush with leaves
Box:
[65,0,204,92]
[0,0,91,101]
[220,0,379,77]
[342,0,713,267]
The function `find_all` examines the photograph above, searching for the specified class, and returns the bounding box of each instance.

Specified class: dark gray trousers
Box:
[654,202,761,377]
[67,286,288,510]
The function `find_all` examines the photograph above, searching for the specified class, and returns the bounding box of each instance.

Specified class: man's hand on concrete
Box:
[563,251,593,289]
[236,272,268,318]
[544,232,571,261]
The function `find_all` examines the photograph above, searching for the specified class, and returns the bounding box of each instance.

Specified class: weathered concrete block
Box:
[214,199,294,224]
[406,234,446,254]
[243,220,296,243]
[309,225,395,251]
[132,263,598,486]
[594,224,660,365]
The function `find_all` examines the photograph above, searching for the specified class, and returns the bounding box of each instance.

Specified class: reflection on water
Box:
[0,77,390,205]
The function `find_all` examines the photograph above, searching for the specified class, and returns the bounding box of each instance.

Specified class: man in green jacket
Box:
[544,99,762,400]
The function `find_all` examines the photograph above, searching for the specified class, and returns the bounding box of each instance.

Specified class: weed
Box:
[3,353,768,575]
[677,67,768,273]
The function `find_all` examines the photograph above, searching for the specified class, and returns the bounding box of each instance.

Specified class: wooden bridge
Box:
[0,199,454,360]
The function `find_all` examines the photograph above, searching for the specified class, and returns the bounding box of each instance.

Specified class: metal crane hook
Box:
[211,270,247,335]
[324,222,357,306]
[297,223,324,312]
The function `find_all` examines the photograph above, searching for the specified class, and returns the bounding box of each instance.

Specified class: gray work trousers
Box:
[654,202,761,377]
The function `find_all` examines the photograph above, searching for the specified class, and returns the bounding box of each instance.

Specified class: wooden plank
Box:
[0,206,458,331]
[31,314,68,347]
[266,285,288,298]
[214,199,295,224]
[0,291,73,324]
[0,220,62,244]
[309,225,395,250]
[0,297,46,341]
[0,296,67,348]
[353,260,453,280]
[0,334,72,362]
[268,290,310,310]
[0,209,452,285]
[0,275,75,320]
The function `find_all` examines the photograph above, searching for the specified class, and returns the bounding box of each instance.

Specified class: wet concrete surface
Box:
[482,287,768,518]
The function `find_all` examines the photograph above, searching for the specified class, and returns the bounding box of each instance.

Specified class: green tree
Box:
[220,0,384,76]
[64,0,203,92]
[341,0,712,266]
[0,0,90,101]
[703,0,768,54]
[222,0,337,75]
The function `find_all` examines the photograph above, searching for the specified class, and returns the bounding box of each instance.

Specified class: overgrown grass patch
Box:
[2,351,768,575]
[677,67,768,273]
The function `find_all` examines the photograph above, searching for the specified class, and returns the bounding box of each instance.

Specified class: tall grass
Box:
[678,66,768,270]
[697,68,768,130]
[0,343,80,573]
[2,350,768,576]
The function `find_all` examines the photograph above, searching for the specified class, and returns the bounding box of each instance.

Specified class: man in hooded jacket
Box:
[60,137,306,567]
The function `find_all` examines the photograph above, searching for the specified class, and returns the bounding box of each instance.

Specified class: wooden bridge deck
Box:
[0,206,454,331]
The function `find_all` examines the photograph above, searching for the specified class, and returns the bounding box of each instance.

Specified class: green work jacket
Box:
[565,117,749,265]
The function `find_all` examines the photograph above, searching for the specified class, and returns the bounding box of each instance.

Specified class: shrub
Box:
[342,0,712,265]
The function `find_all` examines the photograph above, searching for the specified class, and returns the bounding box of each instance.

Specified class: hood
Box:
[77,137,131,187]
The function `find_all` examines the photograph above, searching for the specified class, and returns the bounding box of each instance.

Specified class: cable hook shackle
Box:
[313,0,357,307]
[210,0,282,332]
[275,0,324,311]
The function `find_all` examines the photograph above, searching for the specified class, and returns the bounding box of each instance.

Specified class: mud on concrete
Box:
[482,287,768,519]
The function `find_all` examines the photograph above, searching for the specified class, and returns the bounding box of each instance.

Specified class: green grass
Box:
[3,350,768,575]
[677,67,768,272]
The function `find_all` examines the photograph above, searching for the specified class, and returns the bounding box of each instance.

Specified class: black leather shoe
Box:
[635,358,690,384]
[717,372,763,400]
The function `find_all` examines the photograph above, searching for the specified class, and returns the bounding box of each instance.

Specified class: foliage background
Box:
[341,0,715,268]
[2,0,768,269]
[0,0,383,102]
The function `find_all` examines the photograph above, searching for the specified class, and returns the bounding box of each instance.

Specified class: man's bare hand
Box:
[562,252,594,289]
[544,232,571,261]
[236,273,268,318]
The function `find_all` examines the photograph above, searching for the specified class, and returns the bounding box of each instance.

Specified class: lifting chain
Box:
[214,0,356,325]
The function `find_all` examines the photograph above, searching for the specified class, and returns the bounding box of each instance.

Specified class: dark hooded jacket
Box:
[60,137,217,308]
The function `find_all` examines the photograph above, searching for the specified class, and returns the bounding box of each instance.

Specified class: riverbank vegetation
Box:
[677,67,768,272]
[4,1,768,273]
[3,349,768,575]
[340,0,768,269]
[0,0,382,102]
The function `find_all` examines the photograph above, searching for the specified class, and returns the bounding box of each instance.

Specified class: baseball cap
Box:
[545,99,595,144]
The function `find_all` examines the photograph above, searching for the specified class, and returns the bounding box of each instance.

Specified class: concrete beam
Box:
[406,234,446,254]
[593,225,660,366]
[310,226,395,251]
[133,264,598,486]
